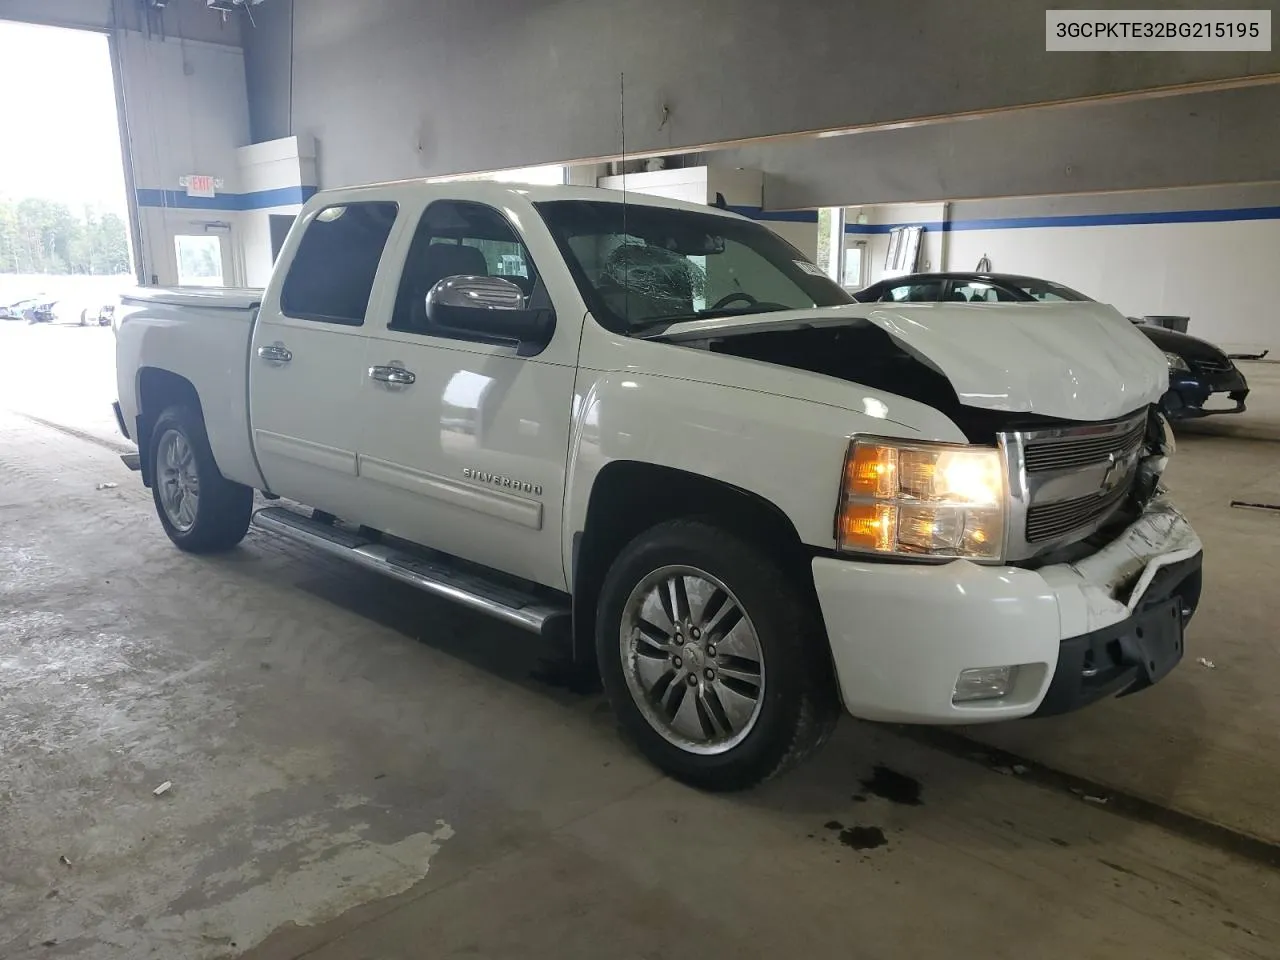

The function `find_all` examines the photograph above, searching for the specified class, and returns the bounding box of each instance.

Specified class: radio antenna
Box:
[619,72,631,323]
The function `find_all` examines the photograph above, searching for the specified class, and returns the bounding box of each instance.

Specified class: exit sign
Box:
[179,175,222,198]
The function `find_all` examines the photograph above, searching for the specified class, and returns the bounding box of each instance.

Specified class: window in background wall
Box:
[884,225,923,274]
[843,243,865,291]
[174,235,224,287]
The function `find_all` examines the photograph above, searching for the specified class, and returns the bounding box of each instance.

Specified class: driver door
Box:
[353,199,576,590]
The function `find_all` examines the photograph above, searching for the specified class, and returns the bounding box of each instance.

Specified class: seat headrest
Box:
[417,243,489,294]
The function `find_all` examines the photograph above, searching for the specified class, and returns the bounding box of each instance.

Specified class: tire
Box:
[596,519,839,791]
[149,405,253,553]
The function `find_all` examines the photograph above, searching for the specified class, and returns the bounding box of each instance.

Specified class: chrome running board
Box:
[251,506,569,636]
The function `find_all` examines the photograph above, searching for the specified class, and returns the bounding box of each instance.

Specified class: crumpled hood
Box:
[658,301,1168,421]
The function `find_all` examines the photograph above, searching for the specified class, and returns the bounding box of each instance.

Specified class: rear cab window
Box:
[280,201,399,325]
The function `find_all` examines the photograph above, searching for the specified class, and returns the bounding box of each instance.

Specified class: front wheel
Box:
[596,519,839,791]
[149,405,253,552]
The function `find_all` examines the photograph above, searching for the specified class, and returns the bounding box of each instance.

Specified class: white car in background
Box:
[78,303,115,326]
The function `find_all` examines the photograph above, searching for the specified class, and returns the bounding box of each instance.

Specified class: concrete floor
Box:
[1,323,1278,959]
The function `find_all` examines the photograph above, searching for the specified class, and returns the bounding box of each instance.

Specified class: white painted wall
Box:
[944,218,1278,354]
[846,202,947,286]
[766,221,819,261]
[236,136,315,286]
[117,33,251,286]
[596,166,767,208]
[118,34,249,199]
[845,190,1279,353]
[595,166,818,260]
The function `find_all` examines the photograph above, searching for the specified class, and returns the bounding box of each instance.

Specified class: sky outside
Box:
[0,21,129,214]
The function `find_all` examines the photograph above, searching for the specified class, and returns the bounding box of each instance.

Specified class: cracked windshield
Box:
[535,199,851,332]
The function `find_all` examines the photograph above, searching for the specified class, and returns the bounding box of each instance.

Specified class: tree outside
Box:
[816,208,832,277]
[0,196,131,276]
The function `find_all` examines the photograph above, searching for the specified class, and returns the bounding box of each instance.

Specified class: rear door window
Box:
[280,202,399,325]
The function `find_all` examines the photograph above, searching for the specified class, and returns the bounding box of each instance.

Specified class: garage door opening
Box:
[0,19,135,438]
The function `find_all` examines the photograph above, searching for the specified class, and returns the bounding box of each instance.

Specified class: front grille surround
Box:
[999,409,1149,560]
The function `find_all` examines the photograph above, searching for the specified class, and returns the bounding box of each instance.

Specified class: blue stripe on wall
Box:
[727,205,819,223]
[136,190,1280,232]
[843,204,1280,234]
[135,185,318,211]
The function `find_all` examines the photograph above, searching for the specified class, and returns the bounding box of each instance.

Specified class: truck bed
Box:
[115,287,265,491]
[122,287,264,311]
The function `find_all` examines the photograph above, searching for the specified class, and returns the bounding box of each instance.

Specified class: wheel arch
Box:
[135,367,204,487]
[570,460,817,666]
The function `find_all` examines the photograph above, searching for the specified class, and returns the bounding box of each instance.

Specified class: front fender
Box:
[561,368,961,585]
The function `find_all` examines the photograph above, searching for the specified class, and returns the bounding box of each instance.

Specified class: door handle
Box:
[257,342,292,364]
[369,364,416,387]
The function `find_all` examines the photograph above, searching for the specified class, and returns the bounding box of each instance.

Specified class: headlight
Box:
[1164,351,1190,372]
[837,439,1005,560]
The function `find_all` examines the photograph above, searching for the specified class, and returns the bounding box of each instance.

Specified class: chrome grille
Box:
[1000,409,1150,560]
[1023,419,1145,473]
[1025,482,1133,543]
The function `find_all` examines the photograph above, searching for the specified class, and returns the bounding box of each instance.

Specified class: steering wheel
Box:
[708,291,758,310]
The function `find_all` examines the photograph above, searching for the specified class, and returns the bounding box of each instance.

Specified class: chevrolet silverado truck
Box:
[114,182,1203,790]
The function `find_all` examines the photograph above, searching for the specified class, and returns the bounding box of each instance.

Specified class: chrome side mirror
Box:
[427,275,524,313]
[425,275,552,346]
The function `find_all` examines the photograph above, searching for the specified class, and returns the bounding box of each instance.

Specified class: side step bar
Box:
[250,506,570,636]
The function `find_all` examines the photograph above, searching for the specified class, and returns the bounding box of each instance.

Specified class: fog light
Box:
[953,666,1016,703]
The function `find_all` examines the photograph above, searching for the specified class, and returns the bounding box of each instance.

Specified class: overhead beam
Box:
[245,0,1280,184]
[708,84,1280,209]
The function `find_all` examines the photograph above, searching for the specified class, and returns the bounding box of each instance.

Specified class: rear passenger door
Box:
[354,199,576,590]
[250,200,399,520]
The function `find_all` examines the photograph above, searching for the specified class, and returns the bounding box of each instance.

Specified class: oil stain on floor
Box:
[822,821,889,852]
[860,765,924,806]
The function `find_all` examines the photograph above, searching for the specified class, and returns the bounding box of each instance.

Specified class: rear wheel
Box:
[149,405,252,552]
[596,519,839,791]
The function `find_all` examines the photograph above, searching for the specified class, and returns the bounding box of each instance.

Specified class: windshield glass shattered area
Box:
[534,200,852,334]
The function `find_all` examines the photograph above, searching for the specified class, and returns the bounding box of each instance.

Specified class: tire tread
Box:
[150,405,252,553]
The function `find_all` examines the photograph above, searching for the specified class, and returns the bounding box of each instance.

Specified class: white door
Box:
[354,200,575,590]
[248,200,401,518]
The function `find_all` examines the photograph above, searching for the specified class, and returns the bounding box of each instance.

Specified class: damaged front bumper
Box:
[811,497,1202,724]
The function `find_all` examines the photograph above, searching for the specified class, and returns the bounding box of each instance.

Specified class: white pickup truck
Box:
[114,182,1203,790]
